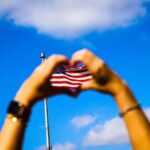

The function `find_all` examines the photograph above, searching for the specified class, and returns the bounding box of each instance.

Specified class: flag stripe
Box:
[51,80,90,85]
[66,71,89,76]
[50,78,90,83]
[66,68,88,73]
[51,74,92,80]
[51,83,80,88]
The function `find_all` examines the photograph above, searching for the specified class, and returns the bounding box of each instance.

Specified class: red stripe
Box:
[51,86,80,90]
[51,76,91,81]
[51,79,91,84]
[52,73,91,78]
[51,81,81,85]
[64,65,86,69]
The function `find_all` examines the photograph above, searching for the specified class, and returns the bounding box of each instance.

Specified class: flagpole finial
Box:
[41,52,45,59]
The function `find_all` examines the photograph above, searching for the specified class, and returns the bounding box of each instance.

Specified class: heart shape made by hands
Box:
[50,64,92,89]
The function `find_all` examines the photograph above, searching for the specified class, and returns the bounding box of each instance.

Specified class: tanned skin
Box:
[0,49,150,150]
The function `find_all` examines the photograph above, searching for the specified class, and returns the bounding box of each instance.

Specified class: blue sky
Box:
[0,0,150,150]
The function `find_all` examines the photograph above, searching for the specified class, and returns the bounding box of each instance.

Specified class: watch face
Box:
[7,101,25,117]
[7,101,30,122]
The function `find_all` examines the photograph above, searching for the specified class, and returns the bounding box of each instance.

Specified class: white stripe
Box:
[52,74,92,80]
[51,83,79,88]
[50,78,86,83]
[66,71,89,76]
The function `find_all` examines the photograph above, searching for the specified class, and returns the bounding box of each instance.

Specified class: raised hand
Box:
[15,54,77,108]
[71,49,127,97]
[71,49,150,150]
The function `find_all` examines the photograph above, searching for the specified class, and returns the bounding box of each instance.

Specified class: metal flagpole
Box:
[40,52,52,150]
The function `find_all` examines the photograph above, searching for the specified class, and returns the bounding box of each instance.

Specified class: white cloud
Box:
[53,142,76,150]
[82,117,129,147]
[35,145,46,150]
[71,115,97,128]
[35,142,76,150]
[83,108,150,147]
[144,108,150,119]
[0,0,148,38]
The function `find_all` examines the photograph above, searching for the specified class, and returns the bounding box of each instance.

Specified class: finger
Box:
[35,55,69,79]
[71,49,104,74]
[43,54,69,74]
[80,80,95,91]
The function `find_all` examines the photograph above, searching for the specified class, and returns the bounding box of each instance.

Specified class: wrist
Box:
[15,89,35,109]
[113,83,138,113]
[109,79,129,98]
[114,83,134,101]
[7,100,31,123]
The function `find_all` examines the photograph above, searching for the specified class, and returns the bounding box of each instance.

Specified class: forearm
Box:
[114,84,150,150]
[0,54,76,150]
[71,49,150,149]
[0,97,32,150]
[0,116,29,150]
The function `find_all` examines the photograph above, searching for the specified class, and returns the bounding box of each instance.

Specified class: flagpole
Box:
[40,52,52,150]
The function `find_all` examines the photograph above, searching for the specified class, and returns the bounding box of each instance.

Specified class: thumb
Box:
[80,80,94,91]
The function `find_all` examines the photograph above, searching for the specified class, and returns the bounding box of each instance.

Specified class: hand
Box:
[71,49,127,97]
[15,55,78,108]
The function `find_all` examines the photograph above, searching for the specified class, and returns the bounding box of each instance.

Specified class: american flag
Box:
[50,64,92,88]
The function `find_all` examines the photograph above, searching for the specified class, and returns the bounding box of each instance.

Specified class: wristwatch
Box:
[7,101,30,123]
